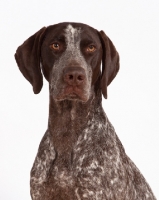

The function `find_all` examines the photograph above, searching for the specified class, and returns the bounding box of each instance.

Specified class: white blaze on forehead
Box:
[69,24,76,35]
[65,24,81,51]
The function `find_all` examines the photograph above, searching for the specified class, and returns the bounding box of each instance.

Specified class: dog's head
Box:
[15,22,119,101]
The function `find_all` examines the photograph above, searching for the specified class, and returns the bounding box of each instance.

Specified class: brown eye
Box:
[86,45,96,52]
[50,43,60,50]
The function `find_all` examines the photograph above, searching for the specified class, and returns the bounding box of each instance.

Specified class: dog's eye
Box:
[50,43,60,50]
[86,45,96,53]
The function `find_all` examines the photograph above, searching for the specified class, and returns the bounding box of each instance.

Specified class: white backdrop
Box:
[0,0,159,199]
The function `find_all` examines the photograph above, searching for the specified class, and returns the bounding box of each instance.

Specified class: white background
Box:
[0,0,159,199]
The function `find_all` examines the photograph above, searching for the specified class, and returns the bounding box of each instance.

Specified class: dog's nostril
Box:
[77,75,84,81]
[69,75,74,80]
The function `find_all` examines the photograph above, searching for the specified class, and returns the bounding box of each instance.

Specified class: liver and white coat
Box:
[15,22,156,200]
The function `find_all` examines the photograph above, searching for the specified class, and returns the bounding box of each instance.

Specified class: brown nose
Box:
[63,67,86,86]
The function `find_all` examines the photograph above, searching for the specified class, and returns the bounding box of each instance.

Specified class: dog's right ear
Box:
[15,27,46,94]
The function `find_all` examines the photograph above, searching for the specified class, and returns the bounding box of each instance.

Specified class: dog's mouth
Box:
[56,86,89,102]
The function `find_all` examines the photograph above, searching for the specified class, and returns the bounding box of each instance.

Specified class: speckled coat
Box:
[15,22,156,200]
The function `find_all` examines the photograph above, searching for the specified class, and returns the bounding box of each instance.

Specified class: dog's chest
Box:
[52,149,106,199]
[31,119,128,199]
[50,121,119,199]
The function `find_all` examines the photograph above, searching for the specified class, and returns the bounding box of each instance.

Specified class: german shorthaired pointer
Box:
[15,22,156,200]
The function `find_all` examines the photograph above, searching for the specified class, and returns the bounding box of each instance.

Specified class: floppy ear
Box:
[99,30,120,99]
[15,27,46,94]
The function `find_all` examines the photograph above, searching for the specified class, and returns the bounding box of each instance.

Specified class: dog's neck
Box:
[47,87,105,168]
[48,93,101,133]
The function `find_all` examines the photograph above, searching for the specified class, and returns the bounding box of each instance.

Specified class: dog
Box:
[15,22,156,200]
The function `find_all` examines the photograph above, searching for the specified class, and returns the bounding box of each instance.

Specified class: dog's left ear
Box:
[15,27,46,94]
[99,30,120,99]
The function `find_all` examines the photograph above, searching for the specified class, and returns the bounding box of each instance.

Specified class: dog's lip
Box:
[56,87,88,102]
[63,86,82,97]
[68,92,78,98]
[57,91,81,100]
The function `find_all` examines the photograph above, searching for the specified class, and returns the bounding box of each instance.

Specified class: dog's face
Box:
[15,22,119,101]
[41,23,102,102]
